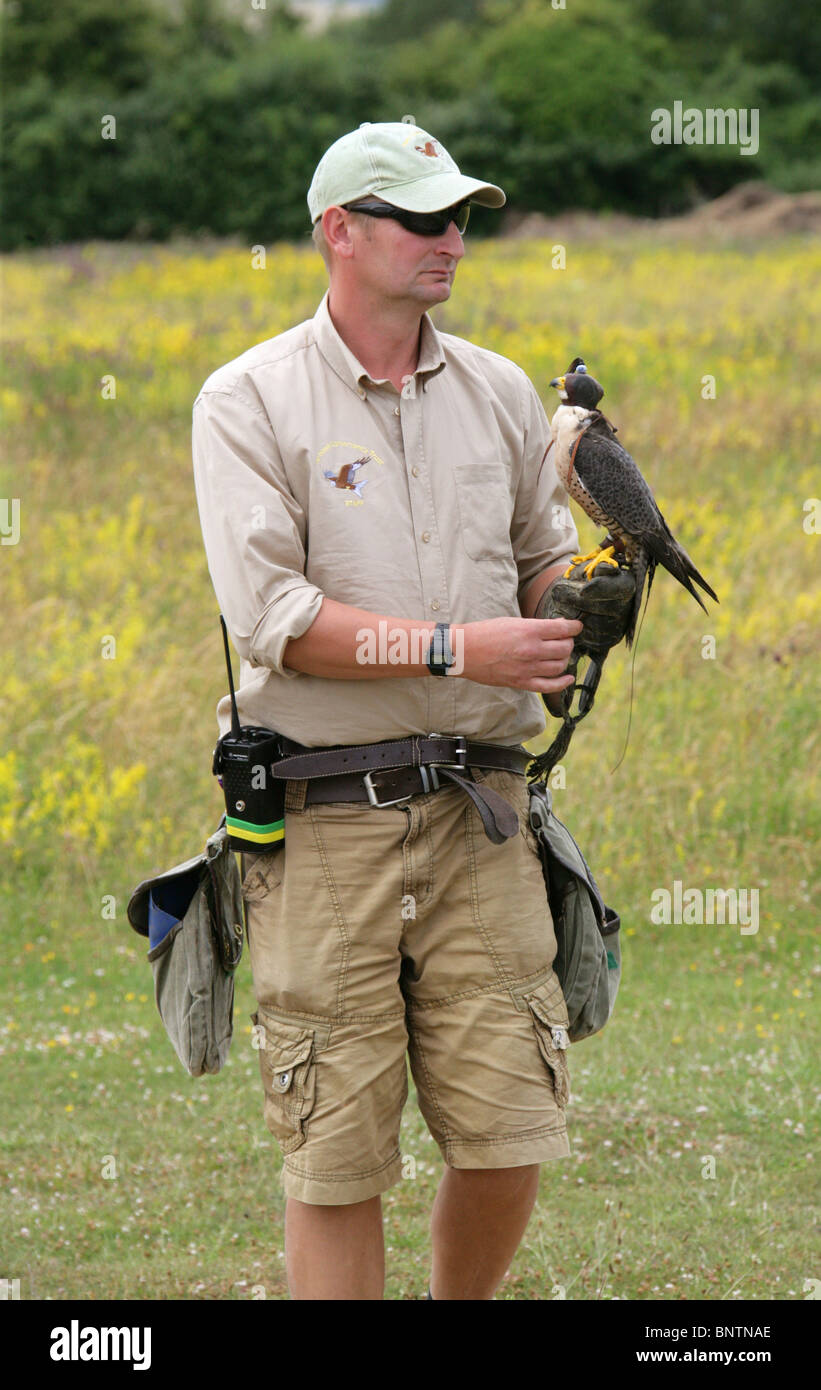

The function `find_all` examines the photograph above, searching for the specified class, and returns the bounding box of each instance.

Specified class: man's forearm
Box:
[281,591,582,696]
[283,598,440,680]
[282,559,574,680]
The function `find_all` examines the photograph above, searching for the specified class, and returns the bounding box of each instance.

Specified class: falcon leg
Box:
[583,545,619,579]
[563,547,602,577]
[563,545,620,580]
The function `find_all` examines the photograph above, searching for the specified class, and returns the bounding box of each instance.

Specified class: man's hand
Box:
[456,616,583,694]
[536,565,636,651]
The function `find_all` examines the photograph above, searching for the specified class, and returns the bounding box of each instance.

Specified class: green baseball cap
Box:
[307,121,506,223]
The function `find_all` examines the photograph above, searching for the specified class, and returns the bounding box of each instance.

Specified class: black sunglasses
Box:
[342,199,471,237]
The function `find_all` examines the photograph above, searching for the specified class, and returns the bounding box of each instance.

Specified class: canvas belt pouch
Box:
[126,819,243,1076]
[528,781,622,1042]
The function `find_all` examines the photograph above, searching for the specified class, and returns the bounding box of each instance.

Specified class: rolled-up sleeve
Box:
[191,383,325,678]
[510,372,579,607]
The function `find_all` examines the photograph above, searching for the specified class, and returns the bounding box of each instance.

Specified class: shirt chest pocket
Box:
[454,462,514,562]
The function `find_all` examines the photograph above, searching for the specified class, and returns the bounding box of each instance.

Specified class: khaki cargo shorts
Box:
[241,766,571,1206]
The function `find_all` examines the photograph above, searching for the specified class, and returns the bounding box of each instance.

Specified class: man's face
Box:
[342,199,466,308]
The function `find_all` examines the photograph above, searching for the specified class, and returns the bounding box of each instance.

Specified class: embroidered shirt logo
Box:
[323,454,370,498]
[317,441,384,507]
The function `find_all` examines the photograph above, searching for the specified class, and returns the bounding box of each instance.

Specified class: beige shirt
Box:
[191,289,578,747]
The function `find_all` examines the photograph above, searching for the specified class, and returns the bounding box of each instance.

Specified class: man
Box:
[191,120,584,1301]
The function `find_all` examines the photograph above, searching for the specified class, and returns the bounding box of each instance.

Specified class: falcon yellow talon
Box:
[563,548,602,577]
[583,546,619,580]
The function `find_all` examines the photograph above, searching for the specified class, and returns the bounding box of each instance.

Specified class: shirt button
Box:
[357,386,366,399]
[411,467,420,477]
[394,406,400,417]
[431,599,441,612]
[421,531,430,543]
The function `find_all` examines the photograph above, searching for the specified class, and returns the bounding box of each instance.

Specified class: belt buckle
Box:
[363,769,415,809]
[425,731,468,791]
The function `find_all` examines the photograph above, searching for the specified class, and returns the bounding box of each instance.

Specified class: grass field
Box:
[1,231,818,1300]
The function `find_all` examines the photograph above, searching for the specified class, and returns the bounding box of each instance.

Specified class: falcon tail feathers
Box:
[688,564,719,605]
[650,517,719,610]
[663,541,719,611]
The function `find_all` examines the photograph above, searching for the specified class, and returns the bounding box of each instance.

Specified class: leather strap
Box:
[301,764,522,844]
[275,735,531,844]
[433,767,521,844]
[567,415,594,486]
[272,735,530,781]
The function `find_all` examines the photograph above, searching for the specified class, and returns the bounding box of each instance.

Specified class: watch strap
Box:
[428,622,454,676]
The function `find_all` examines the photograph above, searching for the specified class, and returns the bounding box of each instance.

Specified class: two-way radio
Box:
[211,615,285,853]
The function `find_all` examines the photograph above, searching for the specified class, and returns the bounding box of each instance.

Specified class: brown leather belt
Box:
[270,734,532,845]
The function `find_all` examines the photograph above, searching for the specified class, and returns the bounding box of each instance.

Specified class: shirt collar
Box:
[313,289,446,398]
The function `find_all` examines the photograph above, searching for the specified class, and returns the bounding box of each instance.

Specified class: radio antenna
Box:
[219,614,242,738]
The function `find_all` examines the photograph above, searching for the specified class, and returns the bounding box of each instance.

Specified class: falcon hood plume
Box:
[548,359,718,644]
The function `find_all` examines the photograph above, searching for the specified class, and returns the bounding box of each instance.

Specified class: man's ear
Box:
[323,206,357,261]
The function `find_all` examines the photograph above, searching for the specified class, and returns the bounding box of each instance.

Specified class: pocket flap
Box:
[253,1008,314,1087]
[265,1037,313,1091]
[242,849,284,904]
[523,972,569,1031]
[524,990,571,1106]
[527,997,570,1052]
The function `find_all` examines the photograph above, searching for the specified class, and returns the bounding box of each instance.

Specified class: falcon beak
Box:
[549,376,565,390]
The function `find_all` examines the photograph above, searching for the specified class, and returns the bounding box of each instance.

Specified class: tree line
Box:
[2,0,818,250]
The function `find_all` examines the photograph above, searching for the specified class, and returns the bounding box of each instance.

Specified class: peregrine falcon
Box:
[549,358,718,644]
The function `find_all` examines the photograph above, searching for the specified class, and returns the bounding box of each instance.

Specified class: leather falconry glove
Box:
[528,552,636,783]
[536,549,636,722]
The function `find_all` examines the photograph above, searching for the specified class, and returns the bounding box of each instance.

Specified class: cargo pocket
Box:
[524,984,571,1109]
[241,846,284,905]
[253,1007,317,1154]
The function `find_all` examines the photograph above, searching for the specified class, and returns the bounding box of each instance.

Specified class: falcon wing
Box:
[571,426,666,547]
[573,423,718,606]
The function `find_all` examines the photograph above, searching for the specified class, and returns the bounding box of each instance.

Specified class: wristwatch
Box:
[428,622,456,677]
